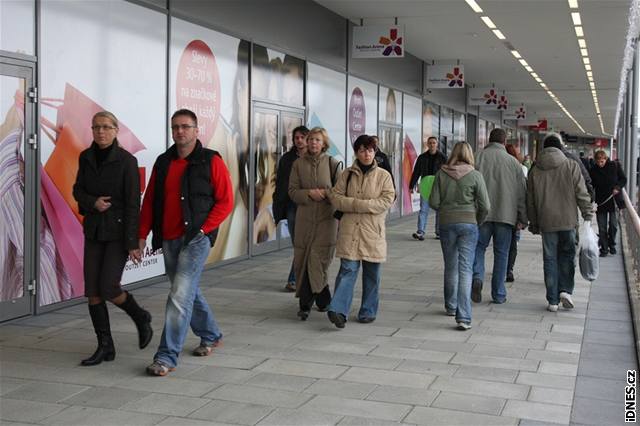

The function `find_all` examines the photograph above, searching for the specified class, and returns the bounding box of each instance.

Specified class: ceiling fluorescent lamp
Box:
[586,71,593,77]
[465,0,483,13]
[578,39,586,48]
[531,72,538,78]
[583,57,590,64]
[525,66,534,72]
[535,77,543,83]
[519,59,529,67]
[511,50,522,58]
[568,0,579,8]
[580,48,589,56]
[493,29,506,39]
[585,64,591,71]
[575,26,584,37]
[481,16,496,29]
[571,12,582,25]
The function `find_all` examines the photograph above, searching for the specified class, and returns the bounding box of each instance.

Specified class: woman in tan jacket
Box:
[288,127,342,320]
[326,135,395,328]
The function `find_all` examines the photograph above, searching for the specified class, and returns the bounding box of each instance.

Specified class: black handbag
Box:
[333,171,353,220]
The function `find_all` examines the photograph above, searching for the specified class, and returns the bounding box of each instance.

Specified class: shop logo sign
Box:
[352,25,405,58]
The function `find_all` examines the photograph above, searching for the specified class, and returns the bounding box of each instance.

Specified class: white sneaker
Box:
[547,304,559,312]
[456,322,471,330]
[559,292,574,309]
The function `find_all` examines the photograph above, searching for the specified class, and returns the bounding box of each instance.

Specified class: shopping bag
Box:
[419,175,435,201]
[579,220,599,281]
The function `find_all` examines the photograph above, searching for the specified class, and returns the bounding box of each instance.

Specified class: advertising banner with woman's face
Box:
[307,63,346,164]
[39,1,167,306]
[170,18,249,264]
[346,76,378,167]
[402,95,421,214]
[422,101,440,152]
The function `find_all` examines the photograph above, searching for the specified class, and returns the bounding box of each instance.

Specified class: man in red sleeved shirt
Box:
[139,109,233,377]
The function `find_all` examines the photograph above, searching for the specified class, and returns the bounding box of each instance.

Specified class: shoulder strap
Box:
[328,157,343,186]
[344,170,353,196]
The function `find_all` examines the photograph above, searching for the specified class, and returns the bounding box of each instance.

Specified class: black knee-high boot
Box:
[81,302,115,366]
[116,292,153,349]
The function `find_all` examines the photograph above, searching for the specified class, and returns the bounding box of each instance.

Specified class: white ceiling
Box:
[314,0,631,137]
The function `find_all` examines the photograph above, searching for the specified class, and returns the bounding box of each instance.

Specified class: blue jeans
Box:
[417,197,439,236]
[440,223,478,324]
[286,205,297,284]
[155,234,222,368]
[473,222,513,303]
[329,259,381,320]
[541,230,576,305]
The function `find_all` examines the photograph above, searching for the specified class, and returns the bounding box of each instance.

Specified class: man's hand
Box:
[129,249,142,264]
[94,196,112,212]
[516,222,526,230]
[613,188,620,196]
[138,238,146,253]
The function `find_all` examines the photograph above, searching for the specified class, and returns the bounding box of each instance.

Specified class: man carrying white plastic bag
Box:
[527,134,594,312]
[579,220,599,282]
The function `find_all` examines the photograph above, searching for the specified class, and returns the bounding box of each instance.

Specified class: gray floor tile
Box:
[256,408,342,425]
[189,399,273,425]
[61,386,149,410]
[120,392,210,416]
[431,391,506,415]
[40,405,165,425]
[2,381,88,403]
[571,397,623,425]
[574,376,621,402]
[301,395,411,421]
[0,398,67,423]
[403,406,517,425]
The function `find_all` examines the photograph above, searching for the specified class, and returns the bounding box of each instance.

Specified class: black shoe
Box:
[471,279,483,303]
[599,250,608,257]
[412,232,425,241]
[435,234,440,240]
[116,292,153,349]
[357,317,375,324]
[316,306,328,313]
[609,246,617,255]
[506,271,514,282]
[327,311,346,328]
[297,310,309,321]
[81,302,115,366]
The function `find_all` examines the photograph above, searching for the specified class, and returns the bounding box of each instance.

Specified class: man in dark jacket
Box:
[138,109,233,376]
[589,150,627,256]
[564,148,594,200]
[273,125,308,291]
[409,136,446,240]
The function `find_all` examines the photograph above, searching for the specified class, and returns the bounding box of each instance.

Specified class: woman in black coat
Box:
[589,150,627,257]
[73,111,152,366]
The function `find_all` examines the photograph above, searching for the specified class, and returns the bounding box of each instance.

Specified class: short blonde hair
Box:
[307,127,330,152]
[447,141,475,167]
[92,111,118,128]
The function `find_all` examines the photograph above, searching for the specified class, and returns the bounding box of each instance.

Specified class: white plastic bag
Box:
[579,220,599,281]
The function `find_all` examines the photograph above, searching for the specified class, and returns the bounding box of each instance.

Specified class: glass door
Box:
[379,125,402,219]
[0,62,36,322]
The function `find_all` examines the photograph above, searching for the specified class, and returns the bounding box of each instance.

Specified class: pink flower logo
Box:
[498,95,508,110]
[483,89,498,104]
[516,107,526,119]
[380,29,403,56]
[446,67,464,87]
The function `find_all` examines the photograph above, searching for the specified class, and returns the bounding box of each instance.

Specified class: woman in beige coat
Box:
[288,127,342,320]
[326,135,395,328]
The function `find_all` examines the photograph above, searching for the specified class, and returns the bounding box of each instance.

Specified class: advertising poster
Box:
[170,18,250,262]
[346,76,378,167]
[307,63,346,164]
[378,86,402,215]
[0,76,25,302]
[422,101,440,152]
[402,95,421,214]
[252,44,304,106]
[454,111,466,142]
[40,1,167,305]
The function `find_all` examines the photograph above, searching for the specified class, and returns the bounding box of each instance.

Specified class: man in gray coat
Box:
[472,128,528,304]
[527,134,593,312]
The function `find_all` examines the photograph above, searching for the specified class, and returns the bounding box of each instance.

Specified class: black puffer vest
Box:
[151,141,220,250]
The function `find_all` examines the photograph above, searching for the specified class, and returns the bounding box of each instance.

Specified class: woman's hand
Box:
[94,196,112,212]
[129,249,142,265]
[308,188,326,201]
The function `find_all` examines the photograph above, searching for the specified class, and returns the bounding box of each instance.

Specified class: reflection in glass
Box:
[380,126,401,214]
[253,111,278,244]
[0,75,26,302]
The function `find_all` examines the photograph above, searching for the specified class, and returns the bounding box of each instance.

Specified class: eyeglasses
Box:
[91,125,117,131]
[171,124,197,131]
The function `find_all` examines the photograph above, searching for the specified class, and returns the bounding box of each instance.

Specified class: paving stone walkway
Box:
[0,217,635,425]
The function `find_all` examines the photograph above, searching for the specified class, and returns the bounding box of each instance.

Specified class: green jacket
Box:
[476,142,528,226]
[527,147,593,233]
[429,164,491,225]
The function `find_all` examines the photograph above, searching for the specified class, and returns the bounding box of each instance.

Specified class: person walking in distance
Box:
[139,109,233,376]
[409,136,446,240]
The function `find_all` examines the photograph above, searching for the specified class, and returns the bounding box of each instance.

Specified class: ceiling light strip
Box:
[463,0,586,133]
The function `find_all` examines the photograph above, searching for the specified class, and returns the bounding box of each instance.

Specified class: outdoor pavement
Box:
[0,216,635,426]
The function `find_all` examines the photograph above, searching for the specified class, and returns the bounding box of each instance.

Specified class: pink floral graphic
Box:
[483,89,498,104]
[380,29,403,56]
[446,67,464,87]
[516,106,526,119]
[497,95,508,110]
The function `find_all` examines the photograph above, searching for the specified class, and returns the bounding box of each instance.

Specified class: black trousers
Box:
[298,270,331,311]
[596,211,618,251]
[84,239,128,300]
[507,228,518,273]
